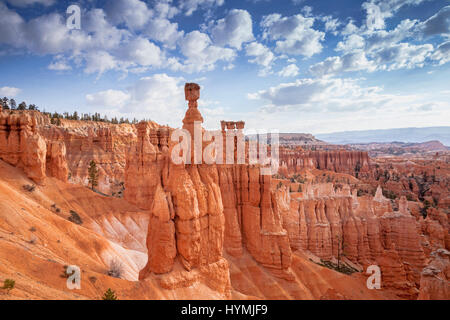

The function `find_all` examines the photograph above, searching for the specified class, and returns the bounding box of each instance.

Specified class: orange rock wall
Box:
[38,120,137,195]
[0,111,55,183]
[282,190,434,298]
[126,121,294,282]
[280,149,371,177]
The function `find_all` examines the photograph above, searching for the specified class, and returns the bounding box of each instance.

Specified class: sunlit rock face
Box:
[126,83,293,292]
[267,176,439,299]
[39,121,138,195]
[0,108,137,193]
[279,148,371,177]
[0,111,49,184]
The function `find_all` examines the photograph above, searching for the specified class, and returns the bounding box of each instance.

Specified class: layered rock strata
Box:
[280,148,371,177]
[0,110,63,184]
[283,186,430,298]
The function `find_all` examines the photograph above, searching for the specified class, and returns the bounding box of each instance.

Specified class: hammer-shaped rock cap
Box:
[185,83,200,102]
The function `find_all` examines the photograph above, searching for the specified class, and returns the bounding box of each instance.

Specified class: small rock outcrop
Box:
[418,249,450,300]
[0,111,47,183]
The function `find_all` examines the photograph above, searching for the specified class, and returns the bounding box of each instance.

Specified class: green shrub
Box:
[102,288,117,300]
[317,260,358,275]
[421,200,431,218]
[382,189,397,200]
[68,210,83,225]
[2,279,15,293]
[23,184,36,192]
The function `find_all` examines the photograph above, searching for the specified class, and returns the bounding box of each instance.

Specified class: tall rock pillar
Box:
[182,83,203,164]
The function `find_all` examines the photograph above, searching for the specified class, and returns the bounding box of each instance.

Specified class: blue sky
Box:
[0,0,449,134]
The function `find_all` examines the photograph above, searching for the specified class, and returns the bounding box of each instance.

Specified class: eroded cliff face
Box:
[218,165,293,280]
[418,249,450,300]
[277,182,441,299]
[367,157,450,209]
[280,148,371,178]
[0,110,66,184]
[421,208,450,254]
[39,120,138,195]
[0,110,137,192]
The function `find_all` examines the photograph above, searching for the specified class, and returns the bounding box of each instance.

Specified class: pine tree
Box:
[10,98,16,110]
[102,288,117,300]
[2,97,9,109]
[17,101,27,110]
[88,160,99,191]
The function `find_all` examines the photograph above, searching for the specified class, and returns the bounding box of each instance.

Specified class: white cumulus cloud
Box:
[245,42,275,67]
[261,13,325,57]
[362,0,431,31]
[210,9,254,49]
[86,89,131,108]
[179,30,235,72]
[248,77,423,115]
[105,0,153,30]
[278,64,299,77]
[310,51,376,76]
[431,41,450,65]
[85,73,186,127]
[179,0,224,16]
[0,86,21,97]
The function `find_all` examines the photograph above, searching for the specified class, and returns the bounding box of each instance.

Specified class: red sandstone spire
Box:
[182,83,203,136]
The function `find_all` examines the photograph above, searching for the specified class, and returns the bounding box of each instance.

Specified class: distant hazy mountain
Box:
[247,133,326,146]
[316,127,450,146]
